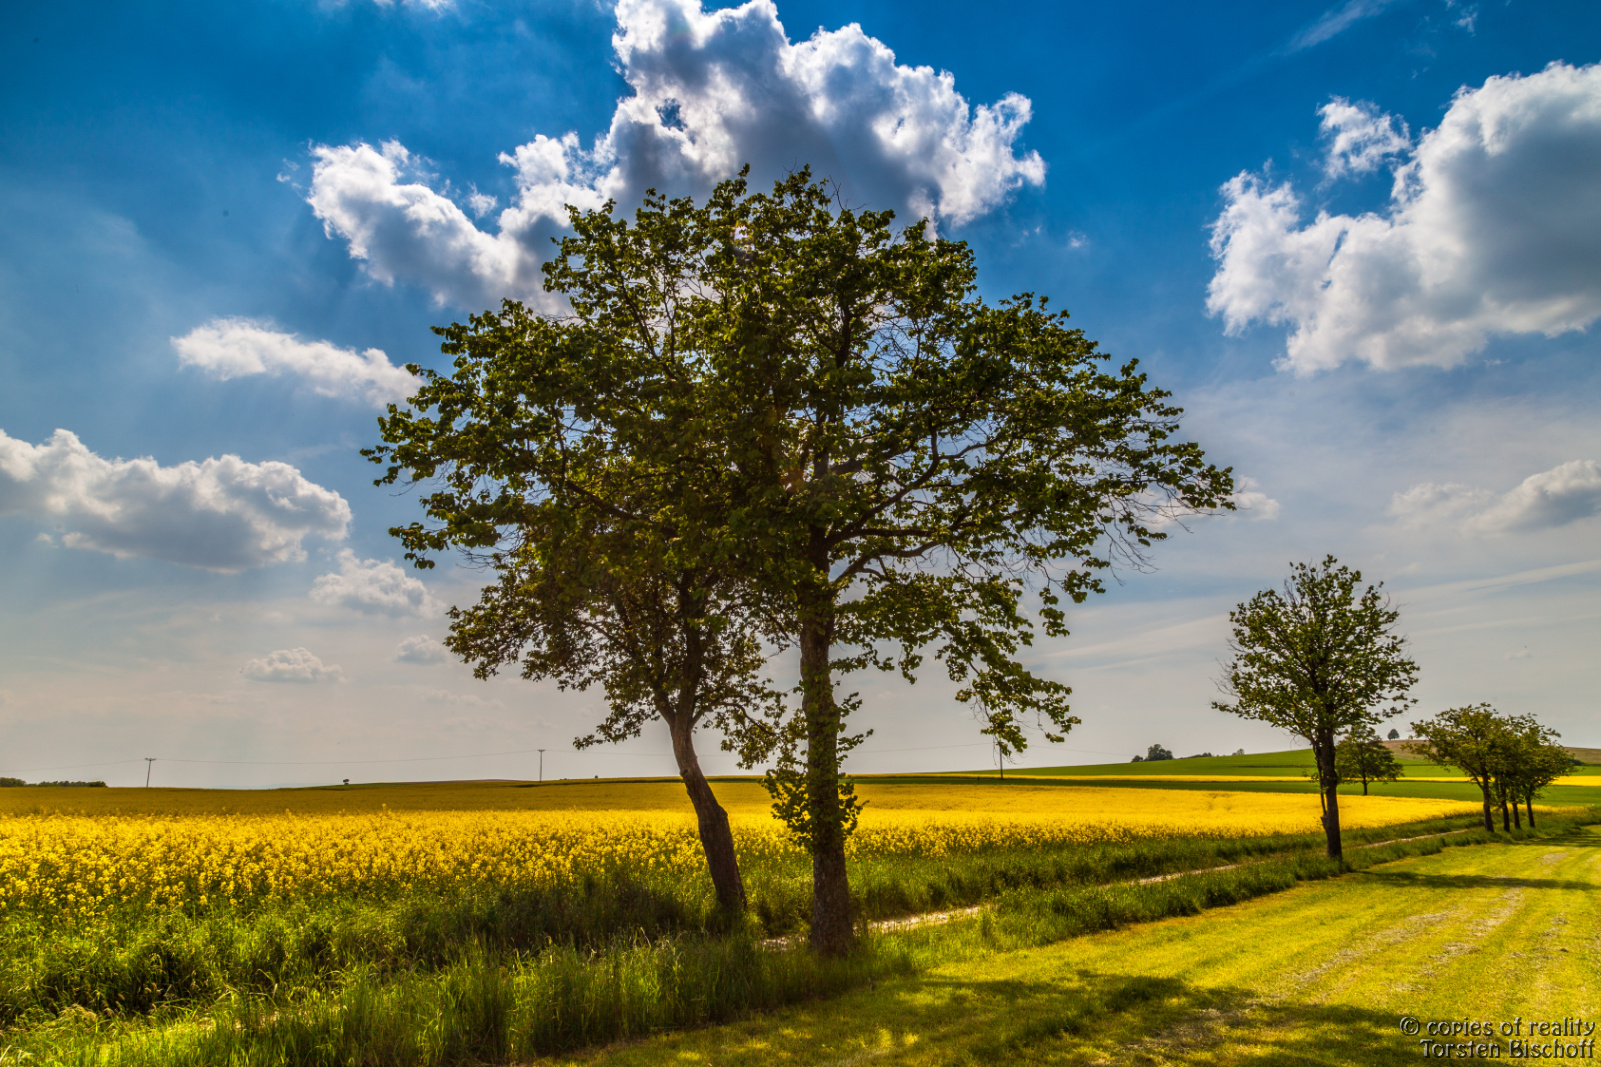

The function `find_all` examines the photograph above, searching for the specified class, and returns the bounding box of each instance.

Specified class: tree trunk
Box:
[1315,731,1342,860]
[1510,791,1521,830]
[799,577,853,957]
[1525,795,1536,828]
[1361,775,1369,796]
[1497,782,1511,832]
[667,714,746,918]
[1478,781,1495,832]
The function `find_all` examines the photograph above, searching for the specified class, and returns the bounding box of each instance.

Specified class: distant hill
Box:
[1384,740,1599,765]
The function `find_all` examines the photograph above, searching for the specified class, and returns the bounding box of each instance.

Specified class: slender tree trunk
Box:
[1497,782,1511,832]
[1362,774,1369,796]
[1525,794,1536,828]
[667,714,746,918]
[1315,731,1342,860]
[798,574,853,956]
[1510,791,1521,830]
[1478,780,1495,832]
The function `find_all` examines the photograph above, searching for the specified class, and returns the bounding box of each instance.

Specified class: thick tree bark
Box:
[667,714,746,918]
[1315,730,1342,860]
[798,574,853,957]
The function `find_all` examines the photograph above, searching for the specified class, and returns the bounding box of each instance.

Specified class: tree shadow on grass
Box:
[1356,871,1596,892]
[598,966,1431,1066]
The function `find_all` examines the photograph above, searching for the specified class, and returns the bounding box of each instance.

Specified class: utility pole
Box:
[538,749,545,783]
[144,758,155,788]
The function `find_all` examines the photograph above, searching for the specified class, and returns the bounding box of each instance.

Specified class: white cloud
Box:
[0,428,349,570]
[311,549,437,615]
[1229,477,1281,521]
[1287,0,1398,52]
[1318,97,1410,178]
[1389,459,1601,534]
[173,318,416,407]
[395,634,449,664]
[241,647,343,683]
[416,686,502,709]
[1208,63,1601,373]
[307,0,1045,310]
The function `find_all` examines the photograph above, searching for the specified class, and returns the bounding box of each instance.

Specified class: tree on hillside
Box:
[684,171,1234,953]
[1213,557,1419,859]
[1334,730,1403,795]
[1412,704,1507,832]
[367,193,785,918]
[1145,744,1174,762]
[1387,728,1400,740]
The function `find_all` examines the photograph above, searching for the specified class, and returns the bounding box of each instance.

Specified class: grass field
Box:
[562,825,1601,1066]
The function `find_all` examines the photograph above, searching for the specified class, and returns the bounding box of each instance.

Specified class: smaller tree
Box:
[1213,556,1418,859]
[1334,730,1403,795]
[1497,716,1567,829]
[1387,728,1400,740]
[1146,744,1174,762]
[1412,704,1507,832]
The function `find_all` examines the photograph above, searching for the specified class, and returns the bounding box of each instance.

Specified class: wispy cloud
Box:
[1287,0,1401,52]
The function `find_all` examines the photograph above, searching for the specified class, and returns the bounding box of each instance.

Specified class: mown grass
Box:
[563,822,1601,1067]
[6,808,1586,1066]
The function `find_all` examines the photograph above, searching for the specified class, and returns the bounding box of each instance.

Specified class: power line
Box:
[2,740,1136,779]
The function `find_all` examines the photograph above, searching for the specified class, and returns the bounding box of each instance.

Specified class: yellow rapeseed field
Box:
[0,783,1480,920]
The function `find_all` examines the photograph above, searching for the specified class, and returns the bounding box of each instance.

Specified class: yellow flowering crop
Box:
[0,784,1479,920]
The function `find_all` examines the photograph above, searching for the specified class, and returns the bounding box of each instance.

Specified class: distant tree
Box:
[1145,744,1174,762]
[1412,704,1508,832]
[1130,755,1145,763]
[1334,730,1403,795]
[1213,556,1419,859]
[1387,728,1400,740]
[1496,715,1567,830]
[0,777,23,788]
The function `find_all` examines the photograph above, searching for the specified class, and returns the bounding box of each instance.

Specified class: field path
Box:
[550,826,1600,1066]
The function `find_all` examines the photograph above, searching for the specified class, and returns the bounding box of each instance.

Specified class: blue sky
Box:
[2,0,1598,787]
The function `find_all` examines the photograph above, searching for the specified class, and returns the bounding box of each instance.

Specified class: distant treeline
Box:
[0,778,107,788]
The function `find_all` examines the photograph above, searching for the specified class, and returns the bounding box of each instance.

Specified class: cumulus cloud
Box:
[1318,97,1410,178]
[307,0,1045,310]
[0,429,349,570]
[1208,62,1601,373]
[1389,459,1601,534]
[173,318,416,407]
[395,634,449,664]
[241,647,344,683]
[1229,477,1281,521]
[311,549,437,615]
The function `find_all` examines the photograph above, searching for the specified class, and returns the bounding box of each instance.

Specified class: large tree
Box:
[1213,557,1419,859]
[375,170,1233,954]
[686,172,1234,953]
